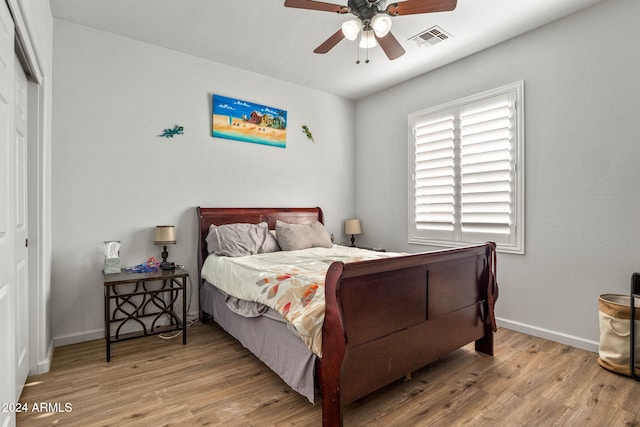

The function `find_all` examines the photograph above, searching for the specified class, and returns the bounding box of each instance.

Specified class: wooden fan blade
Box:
[375,31,405,60]
[284,0,350,14]
[313,29,345,54]
[385,0,457,16]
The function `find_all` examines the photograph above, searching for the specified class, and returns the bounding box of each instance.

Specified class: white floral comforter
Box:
[201,245,401,357]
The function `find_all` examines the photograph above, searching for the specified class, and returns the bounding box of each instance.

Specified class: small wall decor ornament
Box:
[160,125,184,138]
[302,125,314,142]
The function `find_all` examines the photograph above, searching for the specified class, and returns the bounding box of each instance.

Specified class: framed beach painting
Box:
[212,94,287,148]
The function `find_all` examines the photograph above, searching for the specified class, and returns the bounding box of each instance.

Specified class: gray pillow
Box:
[206,222,280,257]
[275,220,332,251]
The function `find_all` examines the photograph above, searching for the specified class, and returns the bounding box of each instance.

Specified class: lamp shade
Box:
[359,29,378,49]
[154,225,176,245]
[344,218,362,235]
[342,19,362,41]
[371,14,392,37]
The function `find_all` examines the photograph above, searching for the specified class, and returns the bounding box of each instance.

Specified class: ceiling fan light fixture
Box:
[341,19,362,41]
[359,29,378,49]
[371,14,392,37]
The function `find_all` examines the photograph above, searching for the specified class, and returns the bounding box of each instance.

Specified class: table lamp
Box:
[154,225,176,270]
[344,218,362,247]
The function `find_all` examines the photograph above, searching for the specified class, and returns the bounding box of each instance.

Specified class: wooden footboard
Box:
[319,244,498,427]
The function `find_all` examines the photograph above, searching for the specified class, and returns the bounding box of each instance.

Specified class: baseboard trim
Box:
[54,316,599,353]
[498,317,599,353]
[54,328,104,348]
[53,311,200,348]
[33,340,54,375]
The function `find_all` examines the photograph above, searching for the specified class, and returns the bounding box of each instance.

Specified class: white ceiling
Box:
[49,0,603,100]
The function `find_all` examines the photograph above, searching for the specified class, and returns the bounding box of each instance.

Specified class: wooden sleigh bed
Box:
[197,207,498,427]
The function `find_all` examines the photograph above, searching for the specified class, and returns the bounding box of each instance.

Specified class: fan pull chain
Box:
[355,46,370,64]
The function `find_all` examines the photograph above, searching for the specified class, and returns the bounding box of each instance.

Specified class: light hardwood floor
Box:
[16,322,640,426]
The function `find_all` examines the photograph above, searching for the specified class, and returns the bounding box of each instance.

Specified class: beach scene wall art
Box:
[212,94,287,148]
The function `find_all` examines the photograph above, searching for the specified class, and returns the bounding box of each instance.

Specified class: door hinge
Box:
[25,238,28,247]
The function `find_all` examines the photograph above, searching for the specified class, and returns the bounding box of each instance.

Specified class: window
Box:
[408,81,524,254]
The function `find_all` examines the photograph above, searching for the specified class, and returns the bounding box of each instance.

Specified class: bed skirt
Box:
[200,282,317,402]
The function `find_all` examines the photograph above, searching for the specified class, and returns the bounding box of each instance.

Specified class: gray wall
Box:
[51,21,356,345]
[51,0,639,352]
[354,0,640,351]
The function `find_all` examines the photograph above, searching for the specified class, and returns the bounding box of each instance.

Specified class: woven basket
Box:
[598,294,640,376]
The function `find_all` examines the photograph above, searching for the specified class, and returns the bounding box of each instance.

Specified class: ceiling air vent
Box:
[410,26,452,47]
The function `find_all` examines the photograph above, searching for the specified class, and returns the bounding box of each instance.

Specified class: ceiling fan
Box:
[284,0,457,61]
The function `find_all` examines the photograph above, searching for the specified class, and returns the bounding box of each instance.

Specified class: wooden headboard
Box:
[196,207,324,282]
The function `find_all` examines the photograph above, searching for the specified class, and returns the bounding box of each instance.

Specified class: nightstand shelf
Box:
[103,267,188,361]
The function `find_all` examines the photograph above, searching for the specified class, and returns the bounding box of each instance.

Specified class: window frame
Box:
[408,81,525,254]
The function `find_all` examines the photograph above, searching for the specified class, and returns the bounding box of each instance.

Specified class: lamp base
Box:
[160,261,175,270]
[350,235,356,247]
[160,245,174,269]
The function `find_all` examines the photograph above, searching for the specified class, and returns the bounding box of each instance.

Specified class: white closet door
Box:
[14,52,29,399]
[0,0,17,426]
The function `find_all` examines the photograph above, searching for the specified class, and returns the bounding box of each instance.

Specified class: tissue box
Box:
[103,257,121,274]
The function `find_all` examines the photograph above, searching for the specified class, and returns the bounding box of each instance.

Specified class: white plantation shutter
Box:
[409,82,524,254]
[460,94,513,239]
[414,113,455,237]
